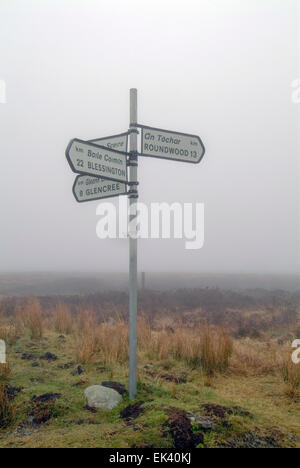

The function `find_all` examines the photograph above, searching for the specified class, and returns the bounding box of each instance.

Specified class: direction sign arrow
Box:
[138,124,205,164]
[90,132,128,153]
[73,175,127,203]
[66,139,128,183]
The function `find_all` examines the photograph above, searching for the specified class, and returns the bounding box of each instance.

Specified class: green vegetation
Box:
[0,292,299,448]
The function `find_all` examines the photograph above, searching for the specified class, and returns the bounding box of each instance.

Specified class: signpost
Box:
[138,124,205,164]
[90,132,128,153]
[66,139,128,183]
[72,133,129,203]
[73,175,127,203]
[128,89,138,400]
[65,89,205,400]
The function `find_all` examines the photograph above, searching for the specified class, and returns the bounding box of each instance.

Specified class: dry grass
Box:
[22,298,43,340]
[0,364,11,382]
[279,356,300,400]
[53,303,73,335]
[0,385,15,428]
[0,325,18,345]
[74,318,129,365]
[139,321,232,376]
[73,315,233,375]
[74,316,233,375]
[230,338,279,376]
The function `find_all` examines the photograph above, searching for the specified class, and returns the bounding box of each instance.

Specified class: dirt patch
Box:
[29,393,61,425]
[160,373,187,384]
[202,403,252,418]
[31,393,61,403]
[131,443,155,448]
[101,381,126,395]
[58,362,74,370]
[163,407,204,449]
[231,405,253,418]
[30,377,45,384]
[202,403,233,419]
[145,368,187,384]
[74,419,84,425]
[201,403,252,427]
[84,405,97,414]
[21,353,37,360]
[220,429,289,448]
[120,402,144,422]
[40,352,58,361]
[71,365,84,376]
[4,385,22,400]
[73,378,88,387]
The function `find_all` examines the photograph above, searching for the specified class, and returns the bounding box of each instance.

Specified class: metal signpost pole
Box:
[129,88,138,399]
[66,89,205,400]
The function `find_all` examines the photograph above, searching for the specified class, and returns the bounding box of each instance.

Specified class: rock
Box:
[101,381,126,395]
[187,413,216,431]
[84,385,122,410]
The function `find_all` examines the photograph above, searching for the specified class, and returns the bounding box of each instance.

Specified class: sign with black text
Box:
[66,139,128,183]
[90,132,128,153]
[73,175,127,203]
[139,125,205,164]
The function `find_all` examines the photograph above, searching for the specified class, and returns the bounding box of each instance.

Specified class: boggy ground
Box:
[0,293,299,448]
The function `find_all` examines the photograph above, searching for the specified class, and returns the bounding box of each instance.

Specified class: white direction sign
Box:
[139,125,205,164]
[66,139,128,183]
[90,132,128,153]
[73,175,127,203]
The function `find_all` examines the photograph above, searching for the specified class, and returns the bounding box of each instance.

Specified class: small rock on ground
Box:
[84,385,122,410]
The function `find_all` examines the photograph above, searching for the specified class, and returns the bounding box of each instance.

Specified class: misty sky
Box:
[0,0,299,274]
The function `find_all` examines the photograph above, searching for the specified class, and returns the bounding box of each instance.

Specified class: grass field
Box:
[0,291,299,448]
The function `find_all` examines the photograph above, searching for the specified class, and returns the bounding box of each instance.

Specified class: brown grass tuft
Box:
[140,322,232,375]
[230,338,279,376]
[23,298,43,339]
[53,303,73,335]
[0,325,18,345]
[74,318,129,365]
[279,356,300,400]
[0,364,11,381]
[0,385,15,428]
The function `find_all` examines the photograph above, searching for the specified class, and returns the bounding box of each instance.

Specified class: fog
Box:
[0,0,299,274]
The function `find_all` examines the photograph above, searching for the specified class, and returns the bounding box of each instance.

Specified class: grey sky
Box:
[0,0,299,273]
